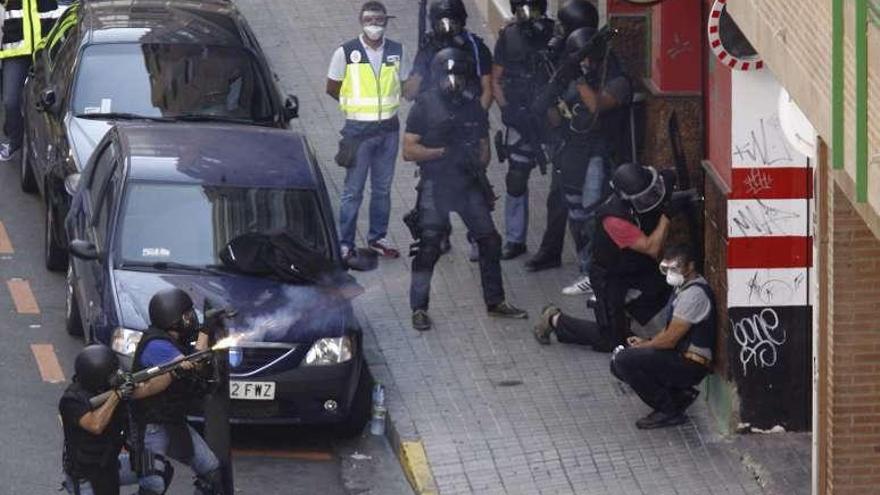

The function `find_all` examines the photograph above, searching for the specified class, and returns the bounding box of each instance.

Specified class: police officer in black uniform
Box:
[406,0,494,257]
[132,288,226,495]
[60,345,172,495]
[525,0,600,272]
[403,48,528,331]
[536,26,633,297]
[492,0,555,260]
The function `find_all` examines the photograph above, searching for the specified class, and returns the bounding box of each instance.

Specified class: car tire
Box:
[20,132,38,194]
[335,364,372,438]
[65,264,84,337]
[45,196,68,272]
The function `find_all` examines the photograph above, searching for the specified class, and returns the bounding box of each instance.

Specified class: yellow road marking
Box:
[7,278,39,314]
[231,449,333,461]
[400,440,438,495]
[0,222,13,254]
[31,344,65,383]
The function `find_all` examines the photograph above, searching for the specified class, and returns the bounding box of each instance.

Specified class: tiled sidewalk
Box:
[235,1,805,493]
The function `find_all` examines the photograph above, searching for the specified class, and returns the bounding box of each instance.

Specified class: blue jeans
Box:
[63,453,165,494]
[144,423,219,493]
[337,121,399,249]
[561,153,607,274]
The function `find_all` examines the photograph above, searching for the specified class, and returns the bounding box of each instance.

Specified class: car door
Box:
[70,142,118,340]
[29,7,79,188]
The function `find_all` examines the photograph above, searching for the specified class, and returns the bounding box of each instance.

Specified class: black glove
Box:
[661,192,691,219]
[553,59,581,86]
[203,307,235,337]
[581,66,601,87]
[117,379,135,401]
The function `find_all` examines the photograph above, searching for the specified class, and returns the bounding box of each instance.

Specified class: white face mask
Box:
[363,25,385,41]
[666,271,685,288]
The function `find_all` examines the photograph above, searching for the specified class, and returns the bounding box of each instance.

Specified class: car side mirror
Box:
[343,248,378,272]
[69,239,99,261]
[283,95,299,121]
[64,173,81,196]
[36,88,58,114]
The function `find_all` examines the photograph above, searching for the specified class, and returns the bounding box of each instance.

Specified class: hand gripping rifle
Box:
[88,349,216,409]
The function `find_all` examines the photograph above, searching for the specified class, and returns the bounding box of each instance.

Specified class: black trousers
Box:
[589,266,671,351]
[554,313,604,348]
[610,347,708,414]
[535,166,579,259]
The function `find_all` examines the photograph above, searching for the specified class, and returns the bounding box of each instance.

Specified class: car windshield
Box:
[72,43,275,122]
[117,182,329,267]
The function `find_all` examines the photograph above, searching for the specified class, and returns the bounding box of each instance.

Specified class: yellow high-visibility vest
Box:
[338,38,402,122]
[0,0,67,59]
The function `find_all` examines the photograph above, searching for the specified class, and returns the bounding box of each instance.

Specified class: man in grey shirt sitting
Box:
[610,244,717,429]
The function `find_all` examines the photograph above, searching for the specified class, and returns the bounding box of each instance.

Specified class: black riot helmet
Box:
[74,345,120,393]
[557,0,598,36]
[510,0,547,20]
[611,163,668,214]
[149,287,196,334]
[430,47,475,99]
[429,0,467,37]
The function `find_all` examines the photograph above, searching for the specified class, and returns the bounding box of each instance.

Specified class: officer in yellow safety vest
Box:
[0,0,68,161]
[326,0,410,261]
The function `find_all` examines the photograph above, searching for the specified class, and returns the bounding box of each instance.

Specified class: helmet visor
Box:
[436,17,463,36]
[440,73,468,94]
[620,167,666,213]
[514,5,540,21]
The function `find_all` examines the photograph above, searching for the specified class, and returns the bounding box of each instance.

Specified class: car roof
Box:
[80,0,251,47]
[114,123,320,190]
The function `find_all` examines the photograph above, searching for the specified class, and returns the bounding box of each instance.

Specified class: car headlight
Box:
[303,336,353,366]
[111,327,143,356]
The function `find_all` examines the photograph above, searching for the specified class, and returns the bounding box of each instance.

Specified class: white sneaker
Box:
[562,275,593,296]
[368,237,400,258]
[0,143,13,162]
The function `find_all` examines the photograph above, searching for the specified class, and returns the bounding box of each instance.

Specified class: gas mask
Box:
[171,308,200,342]
[435,16,463,38]
[361,11,388,41]
[440,73,470,104]
[659,259,686,288]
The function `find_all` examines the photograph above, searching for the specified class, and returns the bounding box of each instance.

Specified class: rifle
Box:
[417,0,428,48]
[88,349,216,408]
[667,111,704,267]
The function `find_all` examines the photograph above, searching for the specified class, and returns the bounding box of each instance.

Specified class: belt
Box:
[682,351,711,368]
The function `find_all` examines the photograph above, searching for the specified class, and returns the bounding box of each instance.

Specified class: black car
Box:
[64,122,370,432]
[22,0,298,271]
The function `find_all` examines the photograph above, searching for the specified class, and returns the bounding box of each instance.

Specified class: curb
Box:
[398,440,439,495]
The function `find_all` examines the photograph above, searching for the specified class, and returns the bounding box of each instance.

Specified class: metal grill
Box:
[228,344,296,377]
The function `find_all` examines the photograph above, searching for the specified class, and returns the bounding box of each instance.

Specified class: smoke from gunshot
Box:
[223,285,351,343]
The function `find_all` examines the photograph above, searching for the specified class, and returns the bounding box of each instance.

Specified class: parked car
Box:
[65,122,369,433]
[22,0,298,271]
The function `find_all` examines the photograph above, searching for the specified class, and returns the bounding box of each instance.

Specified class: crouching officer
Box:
[493,0,555,260]
[403,48,528,331]
[611,244,717,429]
[60,345,172,495]
[533,163,679,350]
[132,288,225,494]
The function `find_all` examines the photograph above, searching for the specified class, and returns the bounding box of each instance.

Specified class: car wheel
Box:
[19,131,38,194]
[65,264,84,337]
[45,196,68,272]
[335,365,372,438]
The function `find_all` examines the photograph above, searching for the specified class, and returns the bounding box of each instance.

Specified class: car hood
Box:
[113,269,358,343]
[67,116,113,171]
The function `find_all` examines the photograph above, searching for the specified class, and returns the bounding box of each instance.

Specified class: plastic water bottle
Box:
[370,383,386,436]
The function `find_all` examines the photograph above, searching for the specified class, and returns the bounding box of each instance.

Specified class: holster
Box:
[403,186,423,257]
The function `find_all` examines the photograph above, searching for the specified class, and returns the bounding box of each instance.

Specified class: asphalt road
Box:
[0,159,410,494]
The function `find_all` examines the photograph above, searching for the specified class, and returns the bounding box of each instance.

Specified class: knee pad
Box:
[505,167,530,197]
[474,231,502,259]
[412,229,444,271]
[194,469,224,495]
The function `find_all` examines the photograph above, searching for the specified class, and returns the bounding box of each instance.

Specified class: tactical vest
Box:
[338,37,402,122]
[497,19,554,106]
[561,53,631,152]
[1,0,66,59]
[414,88,484,178]
[131,328,196,425]
[665,279,718,357]
[60,383,125,481]
[592,194,662,276]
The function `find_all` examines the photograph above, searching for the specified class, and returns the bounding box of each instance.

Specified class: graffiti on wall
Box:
[731,307,787,376]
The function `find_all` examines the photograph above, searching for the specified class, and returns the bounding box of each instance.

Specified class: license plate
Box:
[230,381,275,401]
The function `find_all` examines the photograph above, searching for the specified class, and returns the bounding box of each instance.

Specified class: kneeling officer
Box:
[403,47,527,331]
[60,345,172,495]
[132,288,227,494]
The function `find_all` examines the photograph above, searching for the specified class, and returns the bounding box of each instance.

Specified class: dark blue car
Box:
[64,122,370,433]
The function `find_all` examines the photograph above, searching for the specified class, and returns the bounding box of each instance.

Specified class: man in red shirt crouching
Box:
[534,163,683,351]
